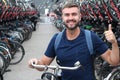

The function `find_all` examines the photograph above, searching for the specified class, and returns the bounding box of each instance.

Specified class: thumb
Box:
[108,24,112,30]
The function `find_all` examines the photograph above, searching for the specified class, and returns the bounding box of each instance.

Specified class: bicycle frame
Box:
[108,0,120,21]
[87,0,97,19]
[94,0,104,20]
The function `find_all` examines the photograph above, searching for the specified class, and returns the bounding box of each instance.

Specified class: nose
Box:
[68,14,74,20]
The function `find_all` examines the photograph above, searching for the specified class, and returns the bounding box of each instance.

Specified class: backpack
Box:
[54,29,93,55]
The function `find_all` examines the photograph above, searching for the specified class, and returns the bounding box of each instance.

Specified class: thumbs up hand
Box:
[104,24,117,44]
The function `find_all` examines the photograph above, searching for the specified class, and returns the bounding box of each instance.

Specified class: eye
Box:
[72,13,77,16]
[64,13,69,17]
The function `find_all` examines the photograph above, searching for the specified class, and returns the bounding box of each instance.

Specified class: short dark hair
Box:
[62,2,80,11]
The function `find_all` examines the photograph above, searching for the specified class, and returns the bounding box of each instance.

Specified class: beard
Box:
[63,19,80,30]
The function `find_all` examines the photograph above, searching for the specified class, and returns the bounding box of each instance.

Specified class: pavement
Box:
[3,16,59,80]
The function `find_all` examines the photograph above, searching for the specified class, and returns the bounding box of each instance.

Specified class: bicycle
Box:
[103,65,120,80]
[31,61,81,80]
[0,51,7,75]
[0,28,25,65]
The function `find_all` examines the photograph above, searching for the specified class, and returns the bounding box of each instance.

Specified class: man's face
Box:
[62,7,81,30]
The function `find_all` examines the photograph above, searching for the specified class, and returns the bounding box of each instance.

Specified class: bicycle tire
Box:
[103,0,120,21]
[108,67,120,80]
[108,6,120,22]
[10,41,25,65]
[98,64,114,80]
[25,27,32,40]
[0,52,7,75]
[41,72,59,80]
[112,0,119,8]
[0,46,11,69]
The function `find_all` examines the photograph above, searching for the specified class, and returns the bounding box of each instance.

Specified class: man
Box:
[28,3,119,80]
[49,12,58,19]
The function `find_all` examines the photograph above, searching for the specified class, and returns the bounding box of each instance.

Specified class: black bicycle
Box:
[0,50,7,74]
[0,28,25,65]
[9,40,25,65]
[107,66,120,80]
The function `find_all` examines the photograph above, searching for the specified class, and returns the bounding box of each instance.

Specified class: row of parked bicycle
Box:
[0,0,39,22]
[80,0,120,22]
[51,0,120,80]
[0,0,40,80]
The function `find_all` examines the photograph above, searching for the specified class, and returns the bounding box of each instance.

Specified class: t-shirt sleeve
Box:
[44,33,58,58]
[91,31,109,56]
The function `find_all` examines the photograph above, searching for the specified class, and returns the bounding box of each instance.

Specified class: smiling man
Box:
[29,3,120,80]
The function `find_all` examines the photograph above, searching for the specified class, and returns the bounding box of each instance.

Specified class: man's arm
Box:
[101,43,119,66]
[101,24,120,66]
[28,55,54,71]
[38,55,54,65]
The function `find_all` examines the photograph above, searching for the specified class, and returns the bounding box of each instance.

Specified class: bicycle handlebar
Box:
[31,61,81,70]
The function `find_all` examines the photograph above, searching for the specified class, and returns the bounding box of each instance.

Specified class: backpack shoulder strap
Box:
[54,30,64,51]
[85,30,93,55]
[85,30,96,78]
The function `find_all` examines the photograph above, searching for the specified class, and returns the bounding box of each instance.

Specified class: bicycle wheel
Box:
[41,72,58,80]
[108,6,120,22]
[96,61,113,80]
[0,45,11,69]
[108,67,120,80]
[10,41,25,65]
[24,27,32,41]
[0,52,7,75]
[112,0,120,9]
